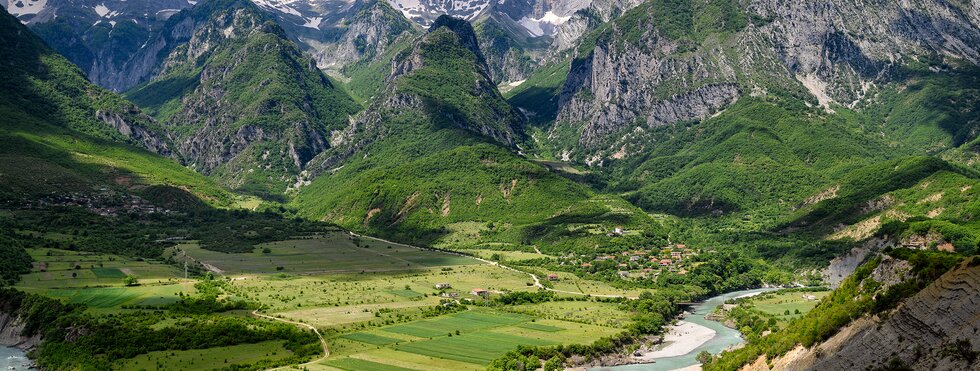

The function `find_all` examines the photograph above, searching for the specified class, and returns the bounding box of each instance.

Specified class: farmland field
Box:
[325,309,621,369]
[113,341,292,370]
[170,233,479,275]
[508,300,633,327]
[745,289,830,320]
[20,248,182,288]
[229,263,534,317]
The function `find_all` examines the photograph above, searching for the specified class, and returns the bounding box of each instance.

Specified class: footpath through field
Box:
[251,310,330,368]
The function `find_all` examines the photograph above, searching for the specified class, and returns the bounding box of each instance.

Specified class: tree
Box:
[696,350,712,364]
[123,275,139,286]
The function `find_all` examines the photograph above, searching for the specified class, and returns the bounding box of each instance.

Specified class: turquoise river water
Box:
[592,288,776,371]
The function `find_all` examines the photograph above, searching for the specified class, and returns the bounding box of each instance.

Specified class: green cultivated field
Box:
[509,300,632,327]
[20,248,182,288]
[171,233,478,275]
[16,248,193,312]
[326,309,621,369]
[113,341,292,370]
[230,263,533,318]
[747,290,830,320]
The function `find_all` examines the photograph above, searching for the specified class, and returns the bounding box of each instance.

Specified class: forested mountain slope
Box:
[292,15,667,250]
[125,0,360,198]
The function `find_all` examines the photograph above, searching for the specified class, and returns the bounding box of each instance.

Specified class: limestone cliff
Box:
[745,257,980,371]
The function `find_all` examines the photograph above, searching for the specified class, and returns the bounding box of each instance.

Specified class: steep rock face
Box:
[309,0,419,71]
[125,0,359,195]
[474,11,548,83]
[307,15,526,176]
[2,0,192,91]
[747,258,980,371]
[0,6,171,155]
[551,0,980,162]
[0,312,39,350]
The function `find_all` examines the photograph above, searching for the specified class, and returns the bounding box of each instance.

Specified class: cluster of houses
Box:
[566,244,698,278]
[432,283,492,304]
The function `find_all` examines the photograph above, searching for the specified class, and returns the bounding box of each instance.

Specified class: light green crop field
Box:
[545,271,644,297]
[171,233,478,275]
[466,249,551,261]
[747,290,830,320]
[16,248,193,312]
[230,263,535,318]
[325,309,621,369]
[113,340,292,370]
[19,248,182,289]
[508,300,633,327]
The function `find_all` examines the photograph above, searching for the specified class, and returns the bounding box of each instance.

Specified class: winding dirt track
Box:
[250,310,330,368]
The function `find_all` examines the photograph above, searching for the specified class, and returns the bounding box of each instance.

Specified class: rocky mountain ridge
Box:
[745,257,980,371]
[125,0,359,195]
[541,0,980,164]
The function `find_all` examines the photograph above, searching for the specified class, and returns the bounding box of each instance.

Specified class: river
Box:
[592,288,776,371]
[0,347,33,370]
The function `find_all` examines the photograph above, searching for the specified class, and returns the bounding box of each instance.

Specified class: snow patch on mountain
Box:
[5,0,48,17]
[517,11,570,36]
[301,16,322,29]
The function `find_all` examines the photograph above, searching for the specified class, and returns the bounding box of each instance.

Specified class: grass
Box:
[18,248,183,289]
[331,309,621,368]
[518,323,564,332]
[113,340,292,370]
[508,301,632,327]
[393,331,556,364]
[323,357,418,371]
[382,311,530,338]
[228,263,532,318]
[171,233,478,275]
[15,248,194,312]
[749,290,829,320]
[340,332,403,346]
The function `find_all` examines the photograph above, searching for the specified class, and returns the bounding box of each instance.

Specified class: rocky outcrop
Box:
[0,312,40,351]
[313,0,419,71]
[96,110,172,156]
[551,0,980,162]
[746,258,980,371]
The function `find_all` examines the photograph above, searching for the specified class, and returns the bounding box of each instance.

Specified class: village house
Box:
[613,226,624,235]
[659,259,672,267]
[581,262,592,268]
[471,288,489,297]
[618,271,630,278]
[671,251,683,261]
[547,274,559,281]
[435,283,452,289]
[629,255,641,262]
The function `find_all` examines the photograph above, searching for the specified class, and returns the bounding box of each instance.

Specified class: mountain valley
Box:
[1,0,979,370]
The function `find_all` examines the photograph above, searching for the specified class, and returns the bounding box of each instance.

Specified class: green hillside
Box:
[293,16,667,250]
[125,0,360,197]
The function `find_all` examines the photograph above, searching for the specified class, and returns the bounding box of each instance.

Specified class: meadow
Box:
[322,309,621,370]
[742,289,830,322]
[113,341,293,370]
[15,248,193,312]
[228,263,535,324]
[169,233,478,275]
[11,236,641,370]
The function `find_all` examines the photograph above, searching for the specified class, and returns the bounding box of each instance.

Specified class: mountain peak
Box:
[427,15,482,59]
